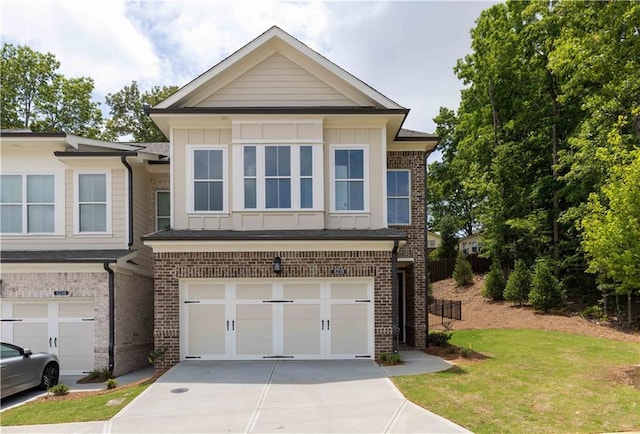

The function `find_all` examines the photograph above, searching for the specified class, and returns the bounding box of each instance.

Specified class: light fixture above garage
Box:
[273,256,282,274]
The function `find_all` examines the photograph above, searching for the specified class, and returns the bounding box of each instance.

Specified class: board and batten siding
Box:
[197,53,356,108]
[131,164,153,275]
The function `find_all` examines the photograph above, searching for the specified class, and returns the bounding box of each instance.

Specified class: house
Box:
[0,132,163,375]
[141,26,437,370]
[427,231,441,252]
[459,233,483,254]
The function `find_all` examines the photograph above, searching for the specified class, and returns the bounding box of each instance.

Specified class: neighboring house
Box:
[0,132,165,375]
[142,26,438,370]
[459,233,483,254]
[427,231,441,252]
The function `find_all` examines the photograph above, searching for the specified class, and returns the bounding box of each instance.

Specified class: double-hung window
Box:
[193,148,225,212]
[78,174,107,233]
[333,148,365,211]
[156,191,170,230]
[0,174,55,234]
[387,170,410,225]
[242,145,315,210]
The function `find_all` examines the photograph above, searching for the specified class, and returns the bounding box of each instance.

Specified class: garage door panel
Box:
[59,322,93,371]
[188,305,225,355]
[236,284,272,299]
[12,303,48,318]
[188,284,225,300]
[13,323,49,354]
[283,283,320,299]
[330,304,369,355]
[284,304,321,355]
[58,303,93,318]
[236,304,273,355]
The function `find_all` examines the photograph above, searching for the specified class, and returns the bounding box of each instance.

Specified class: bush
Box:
[48,384,69,396]
[453,252,473,286]
[482,260,505,301]
[529,260,565,313]
[504,260,531,306]
[105,378,118,389]
[582,305,607,321]
[427,331,452,346]
[148,346,167,365]
[378,352,402,365]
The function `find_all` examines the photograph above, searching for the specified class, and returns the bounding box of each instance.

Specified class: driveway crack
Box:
[245,361,277,433]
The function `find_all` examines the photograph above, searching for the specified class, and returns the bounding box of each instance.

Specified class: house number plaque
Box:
[331,267,347,276]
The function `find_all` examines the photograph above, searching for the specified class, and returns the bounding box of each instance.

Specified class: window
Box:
[241,145,316,210]
[156,191,170,230]
[428,239,436,248]
[334,149,364,211]
[387,170,410,225]
[78,174,107,232]
[472,241,479,253]
[193,148,224,212]
[0,174,54,234]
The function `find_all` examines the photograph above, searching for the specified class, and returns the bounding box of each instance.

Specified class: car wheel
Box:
[40,362,60,390]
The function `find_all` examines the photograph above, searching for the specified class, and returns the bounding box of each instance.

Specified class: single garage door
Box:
[180,279,374,360]
[1,299,95,375]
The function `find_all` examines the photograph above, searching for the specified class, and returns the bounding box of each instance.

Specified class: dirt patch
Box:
[606,366,637,387]
[430,276,640,344]
[35,375,158,403]
[425,344,489,365]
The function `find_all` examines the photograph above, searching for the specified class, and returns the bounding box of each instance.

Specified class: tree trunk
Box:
[628,292,633,327]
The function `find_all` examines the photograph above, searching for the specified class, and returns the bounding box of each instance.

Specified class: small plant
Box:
[504,260,531,306]
[482,260,505,301]
[105,378,118,389]
[529,260,565,313]
[148,346,167,365]
[86,367,112,381]
[427,331,452,346]
[582,305,607,321]
[378,352,402,365]
[460,345,472,359]
[48,384,69,396]
[453,252,474,286]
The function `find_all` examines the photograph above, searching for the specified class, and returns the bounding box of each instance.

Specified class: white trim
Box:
[0,263,106,273]
[144,239,402,253]
[231,139,324,145]
[386,169,411,226]
[329,144,369,213]
[170,128,175,229]
[381,126,388,227]
[73,171,112,235]
[186,145,229,214]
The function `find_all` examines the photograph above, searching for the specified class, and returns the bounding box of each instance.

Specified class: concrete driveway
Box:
[105,360,469,433]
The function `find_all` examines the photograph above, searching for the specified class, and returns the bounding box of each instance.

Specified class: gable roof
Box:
[154,26,404,111]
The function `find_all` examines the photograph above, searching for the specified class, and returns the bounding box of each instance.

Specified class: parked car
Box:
[1,342,59,399]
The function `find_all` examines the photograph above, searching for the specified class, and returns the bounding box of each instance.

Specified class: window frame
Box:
[386,169,411,225]
[156,190,170,231]
[330,145,369,213]
[74,171,111,235]
[238,144,322,211]
[0,173,57,235]
[187,145,228,214]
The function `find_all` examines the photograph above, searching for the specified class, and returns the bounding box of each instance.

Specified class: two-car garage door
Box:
[180,279,374,360]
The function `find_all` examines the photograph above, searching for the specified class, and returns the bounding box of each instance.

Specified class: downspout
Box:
[120,155,133,248]
[424,154,430,348]
[391,240,399,354]
[103,262,115,374]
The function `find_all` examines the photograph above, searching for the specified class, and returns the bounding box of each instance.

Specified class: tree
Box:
[482,260,505,301]
[104,81,178,142]
[453,252,473,286]
[529,260,564,313]
[430,215,458,259]
[504,260,531,306]
[1,43,103,136]
[581,150,640,326]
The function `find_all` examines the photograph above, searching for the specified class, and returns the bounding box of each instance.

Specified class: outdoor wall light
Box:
[273,256,282,273]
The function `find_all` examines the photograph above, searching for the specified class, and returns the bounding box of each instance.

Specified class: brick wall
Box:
[388,150,427,348]
[152,250,393,371]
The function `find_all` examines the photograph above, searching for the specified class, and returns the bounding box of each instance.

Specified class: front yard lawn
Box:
[1,379,153,426]
[394,329,640,434]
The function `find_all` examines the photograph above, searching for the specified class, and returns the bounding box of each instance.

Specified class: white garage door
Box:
[180,279,374,360]
[1,299,95,375]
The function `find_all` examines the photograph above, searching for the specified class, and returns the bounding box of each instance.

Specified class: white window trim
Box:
[156,190,170,231]
[0,173,62,235]
[74,171,112,235]
[187,145,229,214]
[235,144,323,211]
[329,144,369,213]
[387,169,411,226]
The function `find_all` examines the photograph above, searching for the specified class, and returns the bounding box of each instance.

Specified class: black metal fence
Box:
[428,298,462,321]
[428,254,491,283]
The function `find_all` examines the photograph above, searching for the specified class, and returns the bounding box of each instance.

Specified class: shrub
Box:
[504,260,531,306]
[427,331,452,346]
[453,252,473,286]
[48,384,69,396]
[482,260,505,301]
[148,346,167,365]
[105,378,118,389]
[529,260,565,313]
[582,305,607,321]
[378,353,402,365]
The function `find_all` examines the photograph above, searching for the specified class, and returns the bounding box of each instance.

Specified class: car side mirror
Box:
[23,349,32,357]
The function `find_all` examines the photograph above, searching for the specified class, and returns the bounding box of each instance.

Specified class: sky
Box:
[1,0,496,141]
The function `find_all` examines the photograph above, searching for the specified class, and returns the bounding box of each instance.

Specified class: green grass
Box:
[1,380,152,426]
[394,329,640,434]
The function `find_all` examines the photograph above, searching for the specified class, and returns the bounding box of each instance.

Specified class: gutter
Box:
[424,154,430,348]
[120,156,134,248]
[103,263,115,374]
[391,239,399,354]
